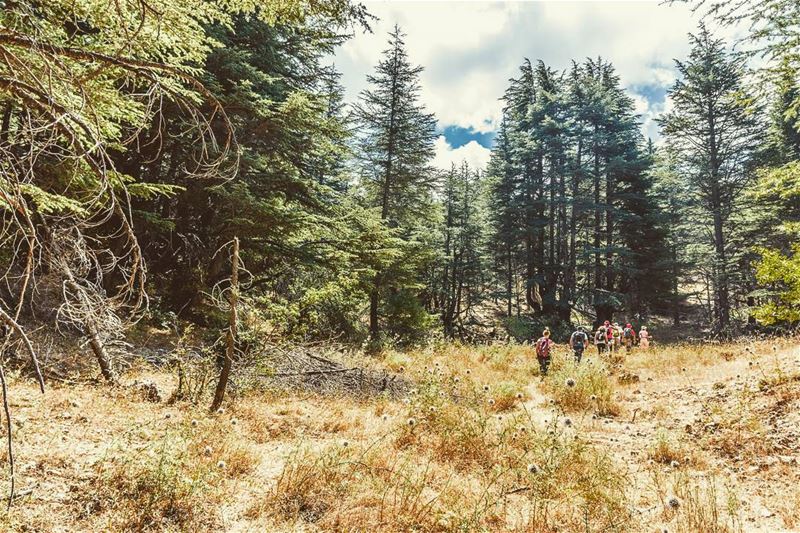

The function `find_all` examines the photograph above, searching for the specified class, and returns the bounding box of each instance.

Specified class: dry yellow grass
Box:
[541,356,620,416]
[0,336,797,532]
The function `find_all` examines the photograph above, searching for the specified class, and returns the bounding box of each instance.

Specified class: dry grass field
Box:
[1,337,799,532]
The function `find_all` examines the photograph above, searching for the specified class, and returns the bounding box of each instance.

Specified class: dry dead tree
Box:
[1,1,238,376]
[211,237,239,412]
[0,0,239,505]
[256,344,409,397]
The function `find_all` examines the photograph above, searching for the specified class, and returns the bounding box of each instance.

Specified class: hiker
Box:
[639,326,650,349]
[570,326,589,363]
[611,323,621,352]
[535,328,555,376]
[603,320,613,350]
[594,326,608,355]
[622,323,636,353]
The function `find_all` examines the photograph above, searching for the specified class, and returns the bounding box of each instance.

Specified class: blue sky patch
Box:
[441,125,496,149]
[630,83,668,106]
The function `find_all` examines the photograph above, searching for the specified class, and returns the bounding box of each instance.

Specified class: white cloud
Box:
[433,136,491,171]
[335,1,749,143]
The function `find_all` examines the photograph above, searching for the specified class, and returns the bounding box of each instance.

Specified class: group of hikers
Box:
[534,321,651,375]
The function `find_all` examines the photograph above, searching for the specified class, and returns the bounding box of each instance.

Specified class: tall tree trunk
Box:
[592,127,602,294]
[506,242,513,317]
[211,237,239,412]
[672,242,681,326]
[605,161,614,291]
[371,49,400,342]
[712,199,730,329]
[567,138,582,312]
[708,105,730,332]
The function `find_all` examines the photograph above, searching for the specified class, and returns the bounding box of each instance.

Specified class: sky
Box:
[334,0,744,171]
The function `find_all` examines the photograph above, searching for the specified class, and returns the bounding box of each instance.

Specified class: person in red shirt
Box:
[604,320,614,350]
[534,328,555,376]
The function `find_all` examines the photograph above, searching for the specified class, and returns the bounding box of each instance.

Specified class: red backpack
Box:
[535,337,551,359]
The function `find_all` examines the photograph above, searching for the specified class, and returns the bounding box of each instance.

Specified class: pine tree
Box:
[487,118,523,318]
[486,57,669,330]
[353,25,438,341]
[431,162,487,338]
[659,26,761,333]
[649,149,692,325]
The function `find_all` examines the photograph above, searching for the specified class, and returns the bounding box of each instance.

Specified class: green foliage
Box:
[486,56,670,324]
[753,245,800,325]
[7,0,796,347]
[505,314,572,344]
[382,289,438,346]
[659,26,762,332]
[426,162,489,338]
[8,183,88,216]
[125,7,371,339]
[352,25,439,342]
[692,0,800,120]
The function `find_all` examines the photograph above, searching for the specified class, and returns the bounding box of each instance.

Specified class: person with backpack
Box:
[535,329,555,376]
[603,320,613,351]
[569,326,589,363]
[594,326,608,355]
[611,323,621,352]
[622,323,636,353]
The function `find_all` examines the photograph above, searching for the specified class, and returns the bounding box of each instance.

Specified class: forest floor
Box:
[1,334,799,532]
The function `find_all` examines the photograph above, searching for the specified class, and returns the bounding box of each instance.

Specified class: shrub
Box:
[268,413,633,532]
[543,357,620,416]
[648,430,688,465]
[87,428,222,531]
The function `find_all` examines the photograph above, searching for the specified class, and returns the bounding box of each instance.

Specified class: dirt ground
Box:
[523,343,800,532]
[1,338,798,532]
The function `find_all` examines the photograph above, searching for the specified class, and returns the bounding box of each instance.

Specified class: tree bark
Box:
[61,266,118,385]
[211,237,239,412]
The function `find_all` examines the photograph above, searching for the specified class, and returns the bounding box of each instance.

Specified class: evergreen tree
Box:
[659,27,761,333]
[487,118,523,318]
[487,57,666,329]
[429,162,487,338]
[124,10,375,342]
[354,25,438,227]
[649,150,693,325]
[353,25,438,341]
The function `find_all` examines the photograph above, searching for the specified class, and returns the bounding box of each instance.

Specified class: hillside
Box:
[2,338,798,532]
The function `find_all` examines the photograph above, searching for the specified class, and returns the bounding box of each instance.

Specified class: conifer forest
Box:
[1,1,800,531]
